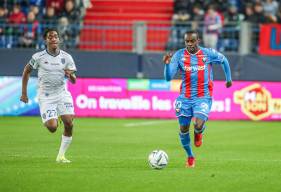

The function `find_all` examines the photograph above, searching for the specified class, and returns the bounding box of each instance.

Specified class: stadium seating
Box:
[79,0,174,51]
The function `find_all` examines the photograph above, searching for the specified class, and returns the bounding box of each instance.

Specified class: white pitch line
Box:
[124,120,175,127]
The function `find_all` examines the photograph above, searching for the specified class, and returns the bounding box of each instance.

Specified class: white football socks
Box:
[57,135,72,157]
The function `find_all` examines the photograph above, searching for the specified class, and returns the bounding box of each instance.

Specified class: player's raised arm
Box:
[163,52,179,81]
[20,64,33,103]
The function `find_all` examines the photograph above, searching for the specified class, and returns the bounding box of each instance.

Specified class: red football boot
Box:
[194,132,203,147]
[186,157,195,168]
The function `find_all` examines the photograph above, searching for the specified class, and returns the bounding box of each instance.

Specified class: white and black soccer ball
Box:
[148,150,168,169]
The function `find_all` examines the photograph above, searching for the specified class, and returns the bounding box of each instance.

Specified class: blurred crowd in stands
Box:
[0,0,92,49]
[167,0,281,51]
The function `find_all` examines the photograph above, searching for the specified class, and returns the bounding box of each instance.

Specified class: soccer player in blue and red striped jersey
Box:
[163,30,232,168]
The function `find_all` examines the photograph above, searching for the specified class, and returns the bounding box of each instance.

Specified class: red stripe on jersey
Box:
[184,50,191,98]
[208,64,213,97]
[196,50,205,97]
[179,71,182,93]
[277,28,281,44]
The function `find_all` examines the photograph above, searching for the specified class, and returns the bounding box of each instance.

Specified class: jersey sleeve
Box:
[208,48,224,64]
[28,54,39,69]
[208,48,232,82]
[65,55,77,71]
[164,51,180,81]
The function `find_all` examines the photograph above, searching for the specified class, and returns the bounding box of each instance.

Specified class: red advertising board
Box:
[259,24,281,56]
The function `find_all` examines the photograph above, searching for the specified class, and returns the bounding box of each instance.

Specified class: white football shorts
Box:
[38,91,75,123]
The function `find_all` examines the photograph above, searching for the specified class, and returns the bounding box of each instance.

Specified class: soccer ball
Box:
[148,150,168,169]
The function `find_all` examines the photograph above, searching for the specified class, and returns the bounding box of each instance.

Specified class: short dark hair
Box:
[43,28,59,39]
[184,30,200,38]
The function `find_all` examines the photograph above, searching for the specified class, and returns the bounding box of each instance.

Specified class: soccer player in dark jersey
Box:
[163,30,232,167]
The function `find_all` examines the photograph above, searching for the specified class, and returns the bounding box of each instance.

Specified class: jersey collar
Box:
[46,49,60,57]
[185,47,201,55]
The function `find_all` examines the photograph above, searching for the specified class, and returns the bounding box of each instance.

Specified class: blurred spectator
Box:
[267,3,281,23]
[7,4,26,48]
[276,5,281,23]
[166,0,191,50]
[212,0,229,13]
[58,17,78,49]
[60,0,80,24]
[228,0,243,12]
[172,0,190,23]
[8,4,26,24]
[46,0,64,15]
[42,6,57,29]
[203,5,222,49]
[19,11,41,48]
[75,0,92,19]
[252,2,268,23]
[224,5,244,27]
[191,4,204,30]
[244,3,256,23]
[223,4,244,51]
[28,4,41,20]
[263,0,279,16]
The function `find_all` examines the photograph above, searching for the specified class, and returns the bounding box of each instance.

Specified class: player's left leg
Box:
[56,114,74,163]
[193,98,212,147]
[193,118,206,147]
[56,92,75,163]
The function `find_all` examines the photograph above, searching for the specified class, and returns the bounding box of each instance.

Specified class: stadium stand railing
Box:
[0,21,260,53]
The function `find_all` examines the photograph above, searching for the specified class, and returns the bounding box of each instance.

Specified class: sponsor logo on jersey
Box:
[184,65,205,72]
[50,63,60,65]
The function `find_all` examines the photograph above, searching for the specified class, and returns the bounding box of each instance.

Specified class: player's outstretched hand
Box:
[20,94,28,103]
[226,81,232,88]
[163,52,173,64]
[64,69,73,78]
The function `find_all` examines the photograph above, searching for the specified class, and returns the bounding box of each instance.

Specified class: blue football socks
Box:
[179,131,194,157]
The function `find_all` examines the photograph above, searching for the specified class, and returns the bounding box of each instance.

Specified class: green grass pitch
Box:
[0,117,280,192]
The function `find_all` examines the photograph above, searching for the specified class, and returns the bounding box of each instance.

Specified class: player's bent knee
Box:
[194,124,204,130]
[180,125,190,133]
[47,127,57,133]
[64,120,73,129]
[44,121,58,133]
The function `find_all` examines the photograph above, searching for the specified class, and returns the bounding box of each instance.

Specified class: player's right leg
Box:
[178,117,195,168]
[175,97,195,168]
